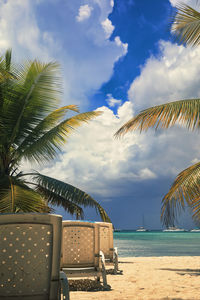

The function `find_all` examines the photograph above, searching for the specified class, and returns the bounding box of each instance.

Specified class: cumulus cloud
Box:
[39,101,160,198]
[128,41,200,112]
[51,0,128,108]
[0,0,55,61]
[139,168,157,180]
[76,4,93,22]
[126,37,200,195]
[0,0,128,110]
[106,94,122,107]
[169,0,198,7]
[110,0,114,7]
[101,18,114,39]
[115,36,128,55]
[32,95,200,204]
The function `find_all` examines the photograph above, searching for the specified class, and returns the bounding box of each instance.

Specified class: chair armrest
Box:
[113,247,118,274]
[60,271,70,300]
[99,251,108,288]
[99,250,106,266]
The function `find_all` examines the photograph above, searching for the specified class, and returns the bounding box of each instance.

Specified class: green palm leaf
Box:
[115,2,200,226]
[16,105,80,159]
[115,98,200,137]
[8,61,62,147]
[0,184,48,213]
[0,49,110,222]
[161,162,200,226]
[31,172,111,222]
[20,110,102,164]
[36,185,84,219]
[171,2,200,47]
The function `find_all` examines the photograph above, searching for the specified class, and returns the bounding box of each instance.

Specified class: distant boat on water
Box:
[114,229,121,232]
[163,226,186,232]
[136,215,149,232]
[190,228,200,232]
[136,226,149,232]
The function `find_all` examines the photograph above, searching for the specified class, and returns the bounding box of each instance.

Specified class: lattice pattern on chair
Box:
[0,223,52,297]
[99,226,110,257]
[62,225,95,267]
[97,222,114,260]
[96,222,119,274]
[61,221,108,288]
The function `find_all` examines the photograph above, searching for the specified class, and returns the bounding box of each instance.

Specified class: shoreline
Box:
[70,256,200,300]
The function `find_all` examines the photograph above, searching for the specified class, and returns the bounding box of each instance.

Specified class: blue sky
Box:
[2,0,200,229]
[93,0,173,111]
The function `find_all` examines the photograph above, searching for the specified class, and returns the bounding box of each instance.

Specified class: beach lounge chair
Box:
[61,220,108,289]
[96,222,119,274]
[0,213,69,300]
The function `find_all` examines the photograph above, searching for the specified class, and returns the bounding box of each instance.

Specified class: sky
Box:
[2,0,200,229]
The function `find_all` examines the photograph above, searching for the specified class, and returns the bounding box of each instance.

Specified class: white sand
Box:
[70,256,200,300]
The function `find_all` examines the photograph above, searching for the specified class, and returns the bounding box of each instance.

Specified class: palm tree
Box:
[115,2,200,226]
[0,49,111,222]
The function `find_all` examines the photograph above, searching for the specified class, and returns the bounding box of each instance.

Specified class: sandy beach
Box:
[70,256,200,300]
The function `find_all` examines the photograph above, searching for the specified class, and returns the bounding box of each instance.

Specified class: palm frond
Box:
[37,185,84,219]
[161,162,200,226]
[191,195,200,224]
[8,61,62,147]
[0,50,108,221]
[115,98,200,137]
[0,59,61,150]
[0,184,48,213]
[0,50,15,81]
[31,172,111,222]
[16,105,80,158]
[20,110,102,164]
[5,49,12,72]
[0,50,18,130]
[171,2,200,47]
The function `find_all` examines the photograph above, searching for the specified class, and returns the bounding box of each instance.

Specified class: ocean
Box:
[114,231,200,257]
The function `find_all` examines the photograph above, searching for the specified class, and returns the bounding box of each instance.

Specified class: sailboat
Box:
[163,226,185,232]
[136,215,149,232]
[190,228,200,232]
[136,226,148,232]
[163,223,186,232]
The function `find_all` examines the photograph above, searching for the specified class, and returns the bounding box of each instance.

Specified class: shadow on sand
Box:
[118,261,134,264]
[159,268,200,276]
[69,279,111,292]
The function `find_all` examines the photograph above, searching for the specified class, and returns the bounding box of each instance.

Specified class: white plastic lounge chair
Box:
[0,213,69,300]
[61,221,108,289]
[96,222,119,274]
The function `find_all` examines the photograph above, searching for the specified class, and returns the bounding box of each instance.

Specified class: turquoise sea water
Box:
[114,231,200,257]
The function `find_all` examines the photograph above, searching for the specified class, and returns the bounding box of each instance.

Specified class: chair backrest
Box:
[61,221,100,268]
[96,222,114,260]
[0,213,62,300]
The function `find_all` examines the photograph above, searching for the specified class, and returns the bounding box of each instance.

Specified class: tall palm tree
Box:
[115,2,200,226]
[0,49,111,222]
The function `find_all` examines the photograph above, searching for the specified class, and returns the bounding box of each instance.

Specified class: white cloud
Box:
[169,0,198,7]
[106,94,122,107]
[110,0,114,7]
[36,96,200,200]
[115,36,128,55]
[125,38,200,190]
[191,158,199,164]
[0,0,128,110]
[76,4,93,22]
[101,18,114,39]
[128,41,200,112]
[0,0,56,61]
[139,168,157,180]
[39,101,156,197]
[58,1,128,108]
